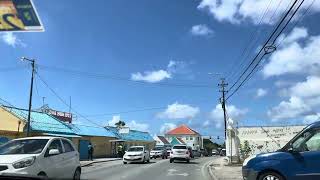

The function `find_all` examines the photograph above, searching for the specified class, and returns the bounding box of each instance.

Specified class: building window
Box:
[186,136,189,140]
[190,136,193,141]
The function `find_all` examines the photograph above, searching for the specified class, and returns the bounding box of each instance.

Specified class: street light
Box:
[21,57,35,137]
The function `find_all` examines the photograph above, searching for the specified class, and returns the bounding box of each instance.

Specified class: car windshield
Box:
[173,146,187,149]
[0,139,49,155]
[153,147,163,150]
[128,147,143,152]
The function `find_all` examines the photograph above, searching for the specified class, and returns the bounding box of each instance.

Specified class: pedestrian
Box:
[117,144,123,158]
[88,142,94,161]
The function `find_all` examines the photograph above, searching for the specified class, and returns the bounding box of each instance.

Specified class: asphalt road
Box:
[82,156,217,180]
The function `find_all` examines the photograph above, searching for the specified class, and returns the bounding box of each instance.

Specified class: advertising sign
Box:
[0,0,43,32]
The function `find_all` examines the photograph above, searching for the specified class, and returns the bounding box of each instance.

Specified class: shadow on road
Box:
[171,161,199,164]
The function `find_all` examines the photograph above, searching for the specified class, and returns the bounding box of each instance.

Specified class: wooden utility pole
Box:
[218,78,228,140]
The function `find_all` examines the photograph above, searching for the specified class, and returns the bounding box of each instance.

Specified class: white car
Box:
[0,136,81,179]
[170,145,191,163]
[123,146,150,164]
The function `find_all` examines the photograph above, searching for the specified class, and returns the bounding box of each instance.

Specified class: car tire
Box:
[170,159,173,163]
[142,157,145,164]
[73,168,81,180]
[38,172,48,180]
[186,159,190,163]
[258,171,284,180]
[123,162,127,164]
[147,158,150,163]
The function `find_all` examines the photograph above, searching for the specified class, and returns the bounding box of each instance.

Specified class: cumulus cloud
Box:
[107,115,121,126]
[207,104,248,128]
[263,27,320,77]
[256,88,267,98]
[1,32,25,47]
[268,96,312,121]
[289,76,320,98]
[157,102,200,119]
[127,120,149,132]
[131,60,192,83]
[159,123,177,135]
[304,114,320,124]
[131,70,171,83]
[197,0,320,25]
[190,24,214,36]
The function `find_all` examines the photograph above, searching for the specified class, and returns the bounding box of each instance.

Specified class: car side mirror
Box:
[48,149,60,156]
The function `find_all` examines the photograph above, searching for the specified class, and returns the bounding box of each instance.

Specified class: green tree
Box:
[240,140,252,159]
[115,121,126,128]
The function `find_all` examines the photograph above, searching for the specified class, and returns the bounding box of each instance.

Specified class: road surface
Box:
[82,156,217,180]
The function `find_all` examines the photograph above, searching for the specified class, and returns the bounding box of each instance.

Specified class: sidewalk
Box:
[209,157,242,180]
[81,158,121,167]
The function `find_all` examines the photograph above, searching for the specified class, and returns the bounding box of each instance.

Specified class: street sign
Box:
[0,0,44,32]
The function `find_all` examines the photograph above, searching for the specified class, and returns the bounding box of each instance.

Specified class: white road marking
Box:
[167,168,189,176]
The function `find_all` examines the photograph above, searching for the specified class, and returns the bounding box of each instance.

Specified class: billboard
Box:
[0,0,43,32]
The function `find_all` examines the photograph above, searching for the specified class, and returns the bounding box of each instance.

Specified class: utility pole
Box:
[218,78,228,140]
[21,57,36,137]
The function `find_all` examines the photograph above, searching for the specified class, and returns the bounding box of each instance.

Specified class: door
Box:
[42,139,64,178]
[294,129,320,180]
[61,139,79,179]
[79,140,89,160]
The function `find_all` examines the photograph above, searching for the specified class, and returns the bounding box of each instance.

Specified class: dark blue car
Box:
[243,121,320,180]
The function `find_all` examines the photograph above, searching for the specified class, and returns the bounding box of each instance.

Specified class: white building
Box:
[164,124,203,150]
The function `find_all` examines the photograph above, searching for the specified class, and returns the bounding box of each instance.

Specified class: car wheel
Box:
[38,172,48,180]
[142,157,145,164]
[73,168,81,180]
[123,162,127,164]
[258,172,284,180]
[170,159,173,163]
[186,159,190,163]
[147,158,150,163]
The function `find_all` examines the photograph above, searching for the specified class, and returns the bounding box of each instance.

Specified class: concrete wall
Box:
[72,136,117,158]
[0,107,25,133]
[237,125,306,155]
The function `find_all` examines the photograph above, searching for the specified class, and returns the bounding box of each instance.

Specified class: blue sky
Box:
[1,0,320,142]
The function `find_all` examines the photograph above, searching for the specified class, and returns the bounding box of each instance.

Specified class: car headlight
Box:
[13,156,36,169]
[242,155,256,166]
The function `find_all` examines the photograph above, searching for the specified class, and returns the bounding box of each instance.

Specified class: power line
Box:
[226,0,305,100]
[35,73,105,128]
[225,0,274,81]
[37,65,213,89]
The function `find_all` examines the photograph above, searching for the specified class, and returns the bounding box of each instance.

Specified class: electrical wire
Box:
[226,0,305,100]
[37,65,213,89]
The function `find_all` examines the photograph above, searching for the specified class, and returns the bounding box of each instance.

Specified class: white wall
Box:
[237,125,305,155]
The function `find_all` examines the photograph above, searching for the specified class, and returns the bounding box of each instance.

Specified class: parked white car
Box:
[0,136,81,179]
[170,145,191,163]
[123,146,150,164]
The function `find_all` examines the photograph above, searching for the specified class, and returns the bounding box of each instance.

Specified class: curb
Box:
[207,161,219,180]
[81,158,121,167]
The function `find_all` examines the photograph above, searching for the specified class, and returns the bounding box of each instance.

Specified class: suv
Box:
[170,145,191,163]
[243,121,320,180]
[0,136,81,180]
[150,146,167,159]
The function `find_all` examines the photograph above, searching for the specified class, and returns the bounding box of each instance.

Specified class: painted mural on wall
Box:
[237,126,305,155]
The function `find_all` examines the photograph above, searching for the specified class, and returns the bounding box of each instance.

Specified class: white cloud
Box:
[268,96,312,121]
[289,76,320,98]
[263,27,320,77]
[190,24,213,36]
[159,123,177,135]
[304,114,320,124]
[256,88,267,98]
[197,0,320,25]
[131,70,171,83]
[1,32,25,47]
[208,104,248,128]
[157,102,200,119]
[131,60,192,83]
[107,115,121,126]
[127,120,149,132]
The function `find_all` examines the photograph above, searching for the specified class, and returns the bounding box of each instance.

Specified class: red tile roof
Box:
[166,125,199,135]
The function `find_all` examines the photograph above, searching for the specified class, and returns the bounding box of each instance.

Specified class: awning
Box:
[43,133,81,138]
